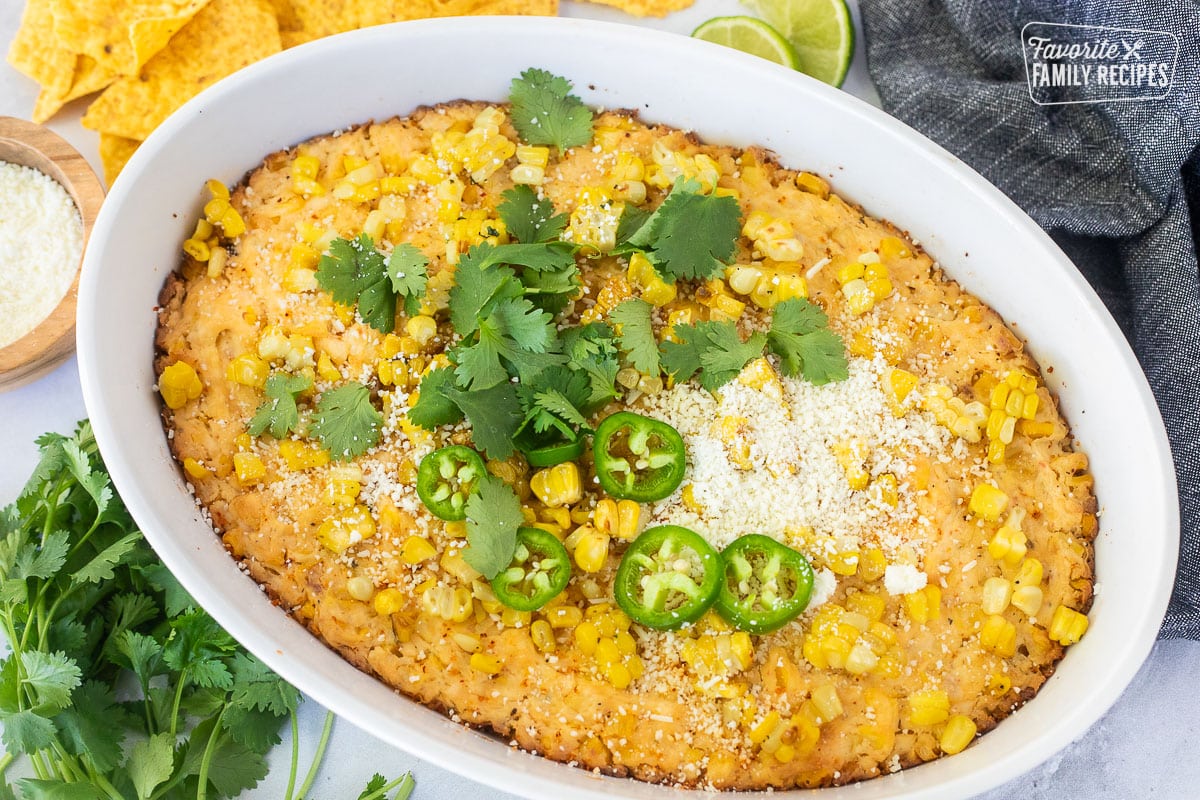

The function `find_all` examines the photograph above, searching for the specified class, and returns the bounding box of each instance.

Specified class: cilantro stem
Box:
[283,710,300,800]
[0,752,11,776]
[295,710,335,799]
[168,667,189,741]
[195,706,228,800]
[358,772,415,800]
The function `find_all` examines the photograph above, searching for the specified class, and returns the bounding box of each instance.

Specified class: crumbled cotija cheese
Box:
[640,355,950,557]
[0,161,82,348]
[884,564,928,595]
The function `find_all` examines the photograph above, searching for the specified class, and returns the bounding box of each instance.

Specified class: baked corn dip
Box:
[155,70,1096,790]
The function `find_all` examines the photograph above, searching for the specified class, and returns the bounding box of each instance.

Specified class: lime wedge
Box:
[740,0,855,86]
[692,16,801,71]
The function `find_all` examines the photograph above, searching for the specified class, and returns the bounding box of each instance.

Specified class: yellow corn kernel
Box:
[827,549,860,576]
[235,433,252,451]
[574,621,600,655]
[873,473,900,508]
[888,368,919,406]
[981,577,1013,615]
[530,462,582,508]
[421,583,474,623]
[846,591,887,622]
[573,528,610,573]
[980,614,1017,656]
[969,484,1009,522]
[940,715,977,755]
[986,439,1006,463]
[907,689,950,726]
[1014,557,1044,587]
[987,672,1013,695]
[233,453,265,486]
[279,440,330,471]
[543,605,582,630]
[500,607,532,629]
[748,711,782,746]
[859,547,887,582]
[515,144,550,168]
[373,587,405,616]
[568,187,622,253]
[1011,585,1044,616]
[879,236,912,260]
[833,441,870,491]
[283,266,318,294]
[844,641,880,675]
[904,584,942,625]
[726,265,764,295]
[1048,605,1089,645]
[441,549,483,585]
[406,315,438,346]
[159,361,203,409]
[226,353,269,389]
[750,271,808,308]
[182,238,211,262]
[530,619,556,653]
[988,525,1027,566]
[401,535,437,564]
[183,458,211,480]
[794,171,830,199]
[810,684,843,721]
[469,652,502,675]
[346,576,375,602]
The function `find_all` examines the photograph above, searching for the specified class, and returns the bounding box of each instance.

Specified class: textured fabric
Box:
[858,0,1200,638]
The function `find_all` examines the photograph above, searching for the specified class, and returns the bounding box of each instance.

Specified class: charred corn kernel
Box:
[981,577,1013,615]
[372,587,404,616]
[574,621,600,655]
[573,529,610,573]
[940,715,977,755]
[183,458,211,480]
[470,652,502,675]
[795,171,830,198]
[531,462,581,508]
[859,547,887,582]
[1049,605,1089,645]
[908,689,950,726]
[530,619,557,653]
[988,525,1027,566]
[1011,585,1044,616]
[748,711,782,746]
[226,353,269,388]
[279,440,330,471]
[400,535,436,564]
[969,484,1009,522]
[750,271,808,308]
[762,237,803,262]
[873,473,900,507]
[879,236,912,260]
[159,361,203,409]
[980,614,1017,656]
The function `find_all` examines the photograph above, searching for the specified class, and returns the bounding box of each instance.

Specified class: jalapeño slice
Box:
[416,445,486,521]
[523,433,586,468]
[491,527,571,611]
[592,412,686,502]
[715,534,814,634]
[614,525,721,630]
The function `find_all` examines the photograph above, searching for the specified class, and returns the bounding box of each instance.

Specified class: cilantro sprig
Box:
[0,423,412,799]
[463,474,524,579]
[660,320,767,391]
[767,297,850,385]
[315,234,428,333]
[509,68,594,153]
[623,177,742,281]
[312,383,383,461]
[609,298,660,376]
[248,373,312,439]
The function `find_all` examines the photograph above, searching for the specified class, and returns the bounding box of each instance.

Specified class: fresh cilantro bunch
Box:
[0,423,411,800]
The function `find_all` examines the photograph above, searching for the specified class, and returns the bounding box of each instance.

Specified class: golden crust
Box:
[155,103,1096,790]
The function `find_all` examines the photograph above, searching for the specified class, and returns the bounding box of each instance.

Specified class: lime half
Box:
[692,16,801,71]
[740,0,855,86]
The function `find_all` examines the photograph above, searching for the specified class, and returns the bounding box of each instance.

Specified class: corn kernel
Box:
[546,605,583,629]
[969,484,1009,522]
[233,452,265,486]
[574,621,600,655]
[530,619,556,653]
[346,576,375,602]
[183,458,211,480]
[401,535,437,564]
[940,714,977,755]
[981,577,1013,615]
[373,587,404,616]
[1011,585,1044,616]
[279,440,330,471]
[980,614,1017,656]
[1048,605,1089,645]
[531,462,582,508]
[159,361,203,409]
[470,652,503,675]
[573,528,610,573]
[907,689,950,726]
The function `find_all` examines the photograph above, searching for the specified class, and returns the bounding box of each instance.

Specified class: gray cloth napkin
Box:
[857,0,1200,637]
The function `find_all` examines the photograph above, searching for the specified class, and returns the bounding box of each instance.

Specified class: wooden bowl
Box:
[0,117,104,391]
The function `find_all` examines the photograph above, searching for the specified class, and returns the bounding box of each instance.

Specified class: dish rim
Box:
[77,16,1180,800]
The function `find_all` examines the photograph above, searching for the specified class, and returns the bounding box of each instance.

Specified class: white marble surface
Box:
[1,1,1196,797]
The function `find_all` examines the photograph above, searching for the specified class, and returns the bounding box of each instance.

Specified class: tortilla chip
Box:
[82,0,282,140]
[356,0,557,25]
[576,0,690,17]
[7,0,77,122]
[50,0,212,77]
[99,134,142,186]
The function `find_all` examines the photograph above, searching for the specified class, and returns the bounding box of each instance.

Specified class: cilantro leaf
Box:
[609,298,660,375]
[1,710,55,754]
[315,234,397,333]
[520,264,581,316]
[661,321,767,391]
[312,383,383,461]
[127,732,175,800]
[615,204,652,249]
[449,246,523,336]
[440,382,524,460]
[229,652,299,716]
[509,68,593,152]
[516,366,594,438]
[767,298,849,385]
[54,682,128,774]
[463,474,523,579]
[455,298,563,389]
[20,651,80,710]
[698,326,767,391]
[408,367,464,429]
[248,373,312,439]
[359,775,388,800]
[385,244,429,317]
[626,178,741,280]
[562,323,621,408]
[72,531,139,584]
[498,185,568,244]
[532,389,590,431]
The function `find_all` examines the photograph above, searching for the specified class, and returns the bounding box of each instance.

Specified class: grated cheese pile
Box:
[639,354,951,563]
[0,162,82,348]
